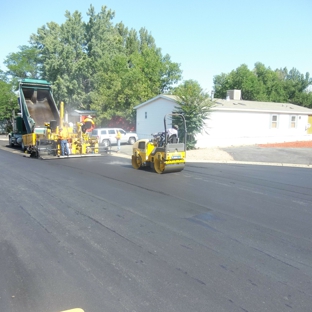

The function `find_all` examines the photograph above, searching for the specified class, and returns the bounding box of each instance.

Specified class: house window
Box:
[271,115,278,128]
[145,112,147,119]
[290,115,297,128]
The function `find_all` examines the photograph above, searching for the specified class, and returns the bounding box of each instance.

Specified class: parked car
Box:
[91,128,138,147]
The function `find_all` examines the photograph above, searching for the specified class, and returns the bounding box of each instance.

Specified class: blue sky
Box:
[1,0,311,94]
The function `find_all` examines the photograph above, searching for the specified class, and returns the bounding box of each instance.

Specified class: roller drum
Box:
[162,163,185,173]
[154,160,185,173]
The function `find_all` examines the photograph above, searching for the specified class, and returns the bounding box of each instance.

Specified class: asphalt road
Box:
[0,147,312,312]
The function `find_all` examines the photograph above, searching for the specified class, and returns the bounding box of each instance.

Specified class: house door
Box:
[308,116,312,134]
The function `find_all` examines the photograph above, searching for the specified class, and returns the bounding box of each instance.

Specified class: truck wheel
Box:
[21,141,26,152]
[9,137,14,147]
[128,137,136,145]
[102,139,110,147]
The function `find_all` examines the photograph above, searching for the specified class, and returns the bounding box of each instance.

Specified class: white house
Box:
[134,92,312,148]
[134,94,179,139]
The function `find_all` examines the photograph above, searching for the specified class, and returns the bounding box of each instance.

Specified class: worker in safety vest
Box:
[82,115,95,133]
[59,126,69,156]
[116,130,122,152]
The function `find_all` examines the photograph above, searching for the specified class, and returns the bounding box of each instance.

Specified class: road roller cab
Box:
[132,114,187,174]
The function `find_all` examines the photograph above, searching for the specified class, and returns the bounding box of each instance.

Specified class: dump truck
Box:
[132,114,187,173]
[15,78,98,158]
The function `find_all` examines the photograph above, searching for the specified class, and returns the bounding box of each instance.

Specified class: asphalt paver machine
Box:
[17,79,98,158]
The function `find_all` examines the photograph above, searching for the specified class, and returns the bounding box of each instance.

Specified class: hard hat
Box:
[173,125,179,130]
[87,115,92,118]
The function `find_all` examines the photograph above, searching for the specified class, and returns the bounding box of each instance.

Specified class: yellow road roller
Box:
[132,114,187,173]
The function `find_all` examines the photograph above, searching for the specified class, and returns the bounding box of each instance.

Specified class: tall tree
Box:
[91,25,182,125]
[7,5,182,125]
[85,6,121,71]
[30,11,88,108]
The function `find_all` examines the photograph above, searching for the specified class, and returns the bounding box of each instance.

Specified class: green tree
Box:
[7,5,182,125]
[160,53,181,93]
[4,45,40,79]
[30,11,89,108]
[213,63,312,105]
[90,45,163,125]
[172,80,213,150]
[0,69,8,82]
[91,24,182,126]
[214,65,262,100]
[0,80,18,124]
[3,45,40,90]
[90,53,131,123]
[213,72,230,100]
[283,68,312,101]
[229,64,264,100]
[253,62,286,102]
[291,90,312,108]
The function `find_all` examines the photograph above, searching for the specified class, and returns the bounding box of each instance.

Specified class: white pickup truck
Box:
[91,128,138,147]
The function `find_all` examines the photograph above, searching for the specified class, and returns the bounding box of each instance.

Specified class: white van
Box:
[91,128,138,147]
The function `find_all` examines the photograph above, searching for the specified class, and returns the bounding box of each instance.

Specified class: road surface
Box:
[0,149,311,312]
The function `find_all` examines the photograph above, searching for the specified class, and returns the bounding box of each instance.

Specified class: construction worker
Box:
[116,130,122,152]
[82,115,95,133]
[59,126,69,156]
[159,125,179,146]
[167,124,179,137]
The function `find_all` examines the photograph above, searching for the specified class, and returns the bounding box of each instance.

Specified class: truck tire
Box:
[102,139,110,147]
[21,141,26,152]
[128,137,136,145]
[9,136,14,147]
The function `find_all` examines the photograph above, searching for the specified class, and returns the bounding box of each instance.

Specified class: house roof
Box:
[133,94,179,110]
[211,99,312,115]
[134,94,312,115]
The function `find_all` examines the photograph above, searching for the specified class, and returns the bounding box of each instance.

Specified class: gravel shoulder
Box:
[184,148,234,162]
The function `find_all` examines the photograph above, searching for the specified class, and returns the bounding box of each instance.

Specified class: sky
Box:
[1,0,311,95]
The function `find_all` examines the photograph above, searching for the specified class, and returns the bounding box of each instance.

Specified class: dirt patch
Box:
[186,148,234,161]
[258,141,312,148]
